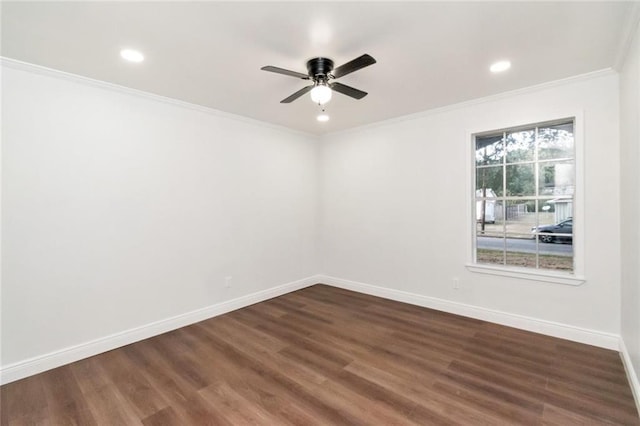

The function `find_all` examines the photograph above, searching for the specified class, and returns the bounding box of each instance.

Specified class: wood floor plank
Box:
[432,378,543,425]
[541,402,622,425]
[311,377,419,425]
[39,366,97,426]
[141,406,182,426]
[122,338,233,426]
[0,375,49,426]
[83,384,143,425]
[184,323,356,425]
[344,360,503,425]
[197,381,281,425]
[196,317,328,387]
[446,359,548,401]
[69,357,111,395]
[2,284,638,425]
[98,349,170,419]
[204,315,289,353]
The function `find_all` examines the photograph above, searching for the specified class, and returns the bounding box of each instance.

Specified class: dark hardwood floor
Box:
[2,284,638,425]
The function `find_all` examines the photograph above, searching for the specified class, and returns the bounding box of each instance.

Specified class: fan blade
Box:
[281,85,314,103]
[332,54,376,79]
[261,66,310,79]
[329,82,368,100]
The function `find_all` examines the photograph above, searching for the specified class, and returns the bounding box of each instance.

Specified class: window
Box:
[473,119,575,274]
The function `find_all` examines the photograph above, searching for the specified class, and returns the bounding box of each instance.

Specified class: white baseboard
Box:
[1,274,624,386]
[318,275,620,350]
[620,338,640,415]
[0,275,321,385]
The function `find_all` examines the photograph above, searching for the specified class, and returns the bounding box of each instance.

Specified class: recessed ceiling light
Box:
[317,114,330,122]
[490,60,511,73]
[120,49,144,63]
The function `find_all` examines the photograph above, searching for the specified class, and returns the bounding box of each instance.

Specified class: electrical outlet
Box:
[225,276,232,288]
[452,277,460,290]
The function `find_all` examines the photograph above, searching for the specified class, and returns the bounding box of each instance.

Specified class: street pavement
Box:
[477,236,573,256]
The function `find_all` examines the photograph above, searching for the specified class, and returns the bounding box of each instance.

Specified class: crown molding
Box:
[614,2,640,71]
[322,68,617,139]
[0,57,318,141]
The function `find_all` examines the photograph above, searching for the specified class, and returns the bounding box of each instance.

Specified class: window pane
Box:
[505,164,535,196]
[505,236,537,269]
[476,197,504,235]
[505,128,535,164]
[476,166,503,197]
[476,134,503,166]
[538,161,574,196]
[538,234,573,271]
[476,249,505,266]
[547,200,572,224]
[475,200,501,227]
[476,220,505,266]
[538,122,574,160]
[504,199,537,238]
[538,252,573,272]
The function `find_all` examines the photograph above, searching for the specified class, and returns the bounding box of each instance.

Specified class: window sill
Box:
[465,263,585,286]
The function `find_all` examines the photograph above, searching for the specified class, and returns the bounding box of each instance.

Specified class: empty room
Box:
[1,1,640,424]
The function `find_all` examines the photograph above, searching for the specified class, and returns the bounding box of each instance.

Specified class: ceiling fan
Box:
[261,54,376,105]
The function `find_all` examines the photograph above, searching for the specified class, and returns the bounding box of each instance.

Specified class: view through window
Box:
[474,119,575,273]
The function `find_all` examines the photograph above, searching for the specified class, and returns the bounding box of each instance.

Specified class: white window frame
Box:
[465,111,585,286]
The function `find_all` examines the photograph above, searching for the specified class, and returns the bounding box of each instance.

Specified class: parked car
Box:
[532,218,573,243]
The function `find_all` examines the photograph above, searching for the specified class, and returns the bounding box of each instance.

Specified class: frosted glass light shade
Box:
[310,84,332,104]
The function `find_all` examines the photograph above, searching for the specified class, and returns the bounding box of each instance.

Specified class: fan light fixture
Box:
[317,114,330,122]
[310,83,332,105]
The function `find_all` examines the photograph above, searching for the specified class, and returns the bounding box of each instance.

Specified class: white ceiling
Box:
[2,2,637,135]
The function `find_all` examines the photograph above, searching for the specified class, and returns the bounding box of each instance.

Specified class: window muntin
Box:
[474,119,575,273]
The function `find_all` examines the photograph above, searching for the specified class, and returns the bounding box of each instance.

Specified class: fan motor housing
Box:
[306,57,334,79]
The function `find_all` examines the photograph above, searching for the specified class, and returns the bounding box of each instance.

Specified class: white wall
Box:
[1,59,631,384]
[1,63,319,367]
[320,73,621,335]
[620,19,640,394]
